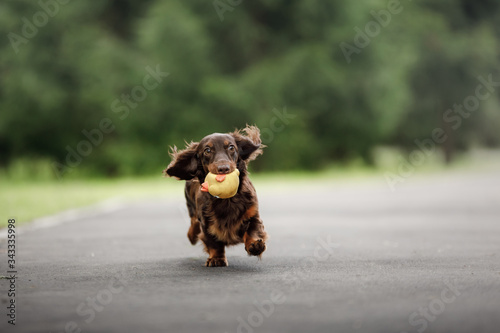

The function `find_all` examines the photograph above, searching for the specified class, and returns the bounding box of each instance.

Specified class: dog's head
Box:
[164,125,264,181]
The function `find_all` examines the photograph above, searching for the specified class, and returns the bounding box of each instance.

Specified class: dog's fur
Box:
[164,126,268,267]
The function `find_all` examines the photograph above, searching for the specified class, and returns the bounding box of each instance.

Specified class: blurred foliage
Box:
[0,0,499,177]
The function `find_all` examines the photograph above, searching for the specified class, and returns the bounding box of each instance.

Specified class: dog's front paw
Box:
[206,257,228,267]
[246,239,266,257]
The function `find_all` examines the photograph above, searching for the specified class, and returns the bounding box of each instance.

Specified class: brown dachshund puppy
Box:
[164,126,268,267]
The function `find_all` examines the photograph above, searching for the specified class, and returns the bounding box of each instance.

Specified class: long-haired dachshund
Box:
[164,125,268,267]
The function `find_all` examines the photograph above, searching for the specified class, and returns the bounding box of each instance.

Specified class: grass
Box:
[1,169,375,228]
[1,177,184,228]
[2,148,499,228]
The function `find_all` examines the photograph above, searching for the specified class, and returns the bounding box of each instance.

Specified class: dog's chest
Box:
[205,203,249,245]
[208,220,245,245]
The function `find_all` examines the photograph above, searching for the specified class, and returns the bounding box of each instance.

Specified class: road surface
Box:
[1,171,499,333]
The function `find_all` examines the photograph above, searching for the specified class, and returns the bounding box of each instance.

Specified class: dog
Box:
[164,125,268,267]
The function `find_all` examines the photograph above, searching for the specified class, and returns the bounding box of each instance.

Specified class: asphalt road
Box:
[1,171,500,333]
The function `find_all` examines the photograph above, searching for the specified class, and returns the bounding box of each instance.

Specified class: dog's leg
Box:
[205,245,228,267]
[185,181,200,245]
[187,216,201,245]
[244,215,268,257]
[200,233,228,267]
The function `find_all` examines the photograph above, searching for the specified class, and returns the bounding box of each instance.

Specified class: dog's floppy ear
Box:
[164,142,199,180]
[231,125,265,161]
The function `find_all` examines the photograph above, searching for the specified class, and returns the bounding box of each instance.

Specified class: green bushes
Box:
[0,0,499,178]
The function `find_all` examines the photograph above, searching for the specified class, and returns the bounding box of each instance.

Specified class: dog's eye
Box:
[228,145,235,152]
[204,147,212,155]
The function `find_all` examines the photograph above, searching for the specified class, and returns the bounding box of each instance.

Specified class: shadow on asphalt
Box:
[122,256,268,281]
[162,257,266,274]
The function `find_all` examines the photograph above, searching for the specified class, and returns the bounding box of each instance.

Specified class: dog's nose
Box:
[217,164,230,174]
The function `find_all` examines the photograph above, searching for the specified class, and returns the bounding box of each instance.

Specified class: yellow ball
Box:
[201,169,240,199]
